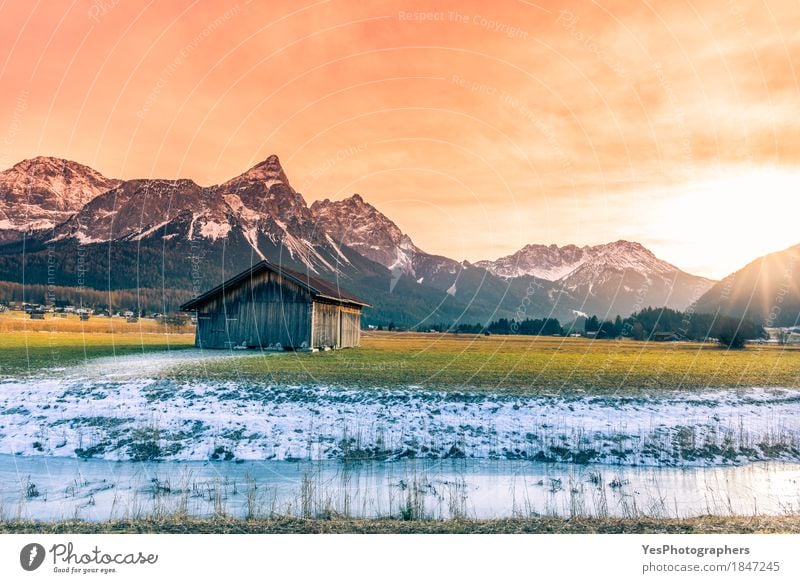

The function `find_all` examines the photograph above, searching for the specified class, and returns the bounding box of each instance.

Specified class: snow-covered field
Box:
[1,351,799,466]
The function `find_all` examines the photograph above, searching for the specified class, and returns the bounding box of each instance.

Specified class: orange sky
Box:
[1,0,798,278]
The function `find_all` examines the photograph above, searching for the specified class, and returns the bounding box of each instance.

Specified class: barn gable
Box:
[180,261,369,350]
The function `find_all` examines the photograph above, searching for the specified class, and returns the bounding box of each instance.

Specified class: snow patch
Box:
[75,231,105,245]
[132,220,171,241]
[223,193,261,222]
[198,220,231,241]
[244,227,266,260]
[325,233,352,265]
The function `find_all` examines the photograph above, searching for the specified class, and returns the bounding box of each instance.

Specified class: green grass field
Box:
[1,320,799,393]
[174,331,800,394]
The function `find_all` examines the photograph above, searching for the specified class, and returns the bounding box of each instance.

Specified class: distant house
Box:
[180,260,370,350]
[651,332,680,342]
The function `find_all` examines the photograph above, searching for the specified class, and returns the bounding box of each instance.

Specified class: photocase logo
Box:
[20,543,46,571]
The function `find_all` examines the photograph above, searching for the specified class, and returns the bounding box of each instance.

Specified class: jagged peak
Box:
[117,177,201,189]
[603,239,647,251]
[517,242,586,253]
[312,193,369,208]
[13,155,74,167]
[234,154,290,185]
[340,193,375,210]
[309,192,423,271]
[312,193,375,211]
[7,156,111,178]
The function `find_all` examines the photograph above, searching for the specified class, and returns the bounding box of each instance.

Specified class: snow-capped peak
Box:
[475,243,590,280]
[310,194,421,274]
[0,156,119,235]
[477,240,679,282]
[585,240,676,274]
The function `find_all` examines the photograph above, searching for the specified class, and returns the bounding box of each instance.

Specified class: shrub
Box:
[716,322,747,349]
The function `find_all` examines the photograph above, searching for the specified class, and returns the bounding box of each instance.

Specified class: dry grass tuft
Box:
[3,515,800,534]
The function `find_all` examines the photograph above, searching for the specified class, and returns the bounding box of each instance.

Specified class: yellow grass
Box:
[0,310,192,334]
[0,311,194,376]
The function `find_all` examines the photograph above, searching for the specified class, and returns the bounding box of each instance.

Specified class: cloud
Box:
[0,0,797,277]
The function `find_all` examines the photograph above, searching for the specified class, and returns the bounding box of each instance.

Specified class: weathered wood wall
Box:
[311,301,362,348]
[195,269,313,349]
[339,305,361,348]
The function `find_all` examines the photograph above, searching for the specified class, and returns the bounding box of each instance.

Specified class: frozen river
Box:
[1,455,799,521]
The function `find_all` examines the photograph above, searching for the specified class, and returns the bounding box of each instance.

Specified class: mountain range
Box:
[0,154,793,327]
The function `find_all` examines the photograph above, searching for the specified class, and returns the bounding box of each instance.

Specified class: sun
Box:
[649,166,800,279]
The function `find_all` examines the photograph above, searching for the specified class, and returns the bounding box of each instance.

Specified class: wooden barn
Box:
[180,261,370,350]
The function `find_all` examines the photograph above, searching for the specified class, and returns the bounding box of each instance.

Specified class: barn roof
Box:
[180,261,371,311]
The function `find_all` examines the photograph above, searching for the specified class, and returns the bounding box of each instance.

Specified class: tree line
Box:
[455,317,563,336]
[449,306,766,348]
[0,281,194,314]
